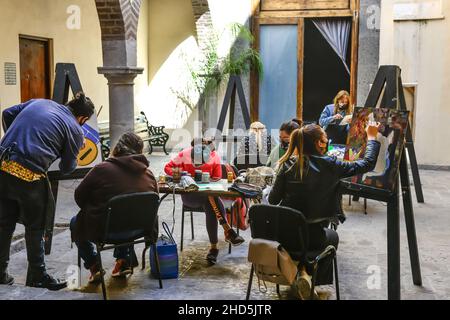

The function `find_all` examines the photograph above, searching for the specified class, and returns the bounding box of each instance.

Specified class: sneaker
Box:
[88,263,103,284]
[0,272,14,285]
[206,248,219,265]
[224,229,245,247]
[27,273,67,291]
[111,259,133,278]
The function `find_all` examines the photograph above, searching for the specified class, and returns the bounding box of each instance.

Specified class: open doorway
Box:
[302,18,352,124]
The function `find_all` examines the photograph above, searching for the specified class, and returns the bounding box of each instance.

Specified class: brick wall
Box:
[95,0,142,41]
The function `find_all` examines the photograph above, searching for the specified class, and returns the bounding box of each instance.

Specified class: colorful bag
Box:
[150,222,178,279]
[226,198,249,231]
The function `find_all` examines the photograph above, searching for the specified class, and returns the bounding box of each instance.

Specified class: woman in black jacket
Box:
[268,123,380,296]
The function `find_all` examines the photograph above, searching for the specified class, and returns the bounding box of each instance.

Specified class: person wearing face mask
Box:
[268,123,380,298]
[0,93,95,290]
[164,138,245,264]
[266,119,302,169]
[319,91,354,145]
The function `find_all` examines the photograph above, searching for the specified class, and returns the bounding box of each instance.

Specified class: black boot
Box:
[0,272,14,285]
[0,227,15,285]
[24,229,67,291]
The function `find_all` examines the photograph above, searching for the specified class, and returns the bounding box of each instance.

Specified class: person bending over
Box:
[164,139,244,264]
[70,132,158,283]
[269,123,380,297]
[0,93,94,290]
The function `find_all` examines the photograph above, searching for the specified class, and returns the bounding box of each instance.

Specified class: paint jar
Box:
[202,172,210,183]
[194,170,202,182]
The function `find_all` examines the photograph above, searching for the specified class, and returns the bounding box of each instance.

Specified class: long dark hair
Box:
[112,132,144,157]
[278,124,325,180]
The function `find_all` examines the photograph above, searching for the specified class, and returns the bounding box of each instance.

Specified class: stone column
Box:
[95,0,143,146]
[98,67,143,145]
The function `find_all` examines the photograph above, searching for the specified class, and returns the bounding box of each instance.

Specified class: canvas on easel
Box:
[344,107,409,192]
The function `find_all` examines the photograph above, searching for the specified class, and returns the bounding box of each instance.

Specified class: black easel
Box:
[217,75,251,132]
[44,63,91,255]
[341,65,422,300]
[216,75,252,161]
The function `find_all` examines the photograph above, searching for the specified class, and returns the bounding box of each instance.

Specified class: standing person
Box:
[266,119,302,169]
[0,93,95,290]
[319,90,353,145]
[70,133,158,282]
[268,123,380,298]
[164,138,245,264]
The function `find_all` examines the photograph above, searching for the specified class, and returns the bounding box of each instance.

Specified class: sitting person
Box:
[268,123,380,296]
[164,138,244,264]
[70,132,158,283]
[236,122,273,168]
[266,118,302,169]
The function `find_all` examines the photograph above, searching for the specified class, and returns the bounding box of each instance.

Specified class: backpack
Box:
[248,239,298,292]
[245,166,276,189]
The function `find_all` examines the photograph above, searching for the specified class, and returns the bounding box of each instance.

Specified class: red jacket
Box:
[164,147,222,179]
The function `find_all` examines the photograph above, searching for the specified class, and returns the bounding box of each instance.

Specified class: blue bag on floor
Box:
[150,222,179,279]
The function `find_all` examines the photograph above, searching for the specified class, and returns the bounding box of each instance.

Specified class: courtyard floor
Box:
[1,152,449,300]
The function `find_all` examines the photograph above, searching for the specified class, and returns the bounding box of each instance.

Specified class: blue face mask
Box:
[192,145,211,165]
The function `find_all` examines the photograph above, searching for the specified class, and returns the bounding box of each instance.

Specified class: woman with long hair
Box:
[268,123,380,297]
[319,90,354,130]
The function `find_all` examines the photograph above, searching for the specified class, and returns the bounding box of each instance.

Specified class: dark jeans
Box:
[181,194,226,245]
[307,223,339,286]
[0,171,49,275]
[70,216,139,270]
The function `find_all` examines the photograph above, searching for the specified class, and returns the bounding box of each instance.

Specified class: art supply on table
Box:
[201,172,210,183]
[194,170,202,182]
[172,167,181,184]
[227,171,234,183]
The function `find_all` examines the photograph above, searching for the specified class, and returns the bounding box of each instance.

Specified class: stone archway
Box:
[95,0,144,146]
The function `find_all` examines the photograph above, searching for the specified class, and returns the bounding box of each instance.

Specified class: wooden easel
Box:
[341,65,422,300]
[44,63,92,255]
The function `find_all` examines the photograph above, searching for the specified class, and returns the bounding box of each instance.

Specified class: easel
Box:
[341,65,423,300]
[44,63,92,255]
[216,75,251,159]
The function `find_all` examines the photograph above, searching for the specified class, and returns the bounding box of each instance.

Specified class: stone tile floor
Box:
[1,152,450,300]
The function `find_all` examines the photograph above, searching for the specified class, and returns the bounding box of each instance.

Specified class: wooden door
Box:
[19,37,51,102]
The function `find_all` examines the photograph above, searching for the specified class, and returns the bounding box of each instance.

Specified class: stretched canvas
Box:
[344,107,409,192]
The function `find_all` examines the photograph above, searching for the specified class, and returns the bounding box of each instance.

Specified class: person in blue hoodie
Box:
[0,93,95,290]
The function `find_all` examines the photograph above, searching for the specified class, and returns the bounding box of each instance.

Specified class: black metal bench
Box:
[139,111,169,155]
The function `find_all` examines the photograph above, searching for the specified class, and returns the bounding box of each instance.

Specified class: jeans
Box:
[70,216,140,269]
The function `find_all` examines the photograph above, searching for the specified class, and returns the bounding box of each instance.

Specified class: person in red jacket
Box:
[164,138,244,264]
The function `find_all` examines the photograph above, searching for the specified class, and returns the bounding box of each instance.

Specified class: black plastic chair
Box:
[180,164,240,254]
[78,192,163,300]
[245,204,340,300]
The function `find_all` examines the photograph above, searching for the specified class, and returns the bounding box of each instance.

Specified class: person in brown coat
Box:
[70,132,158,283]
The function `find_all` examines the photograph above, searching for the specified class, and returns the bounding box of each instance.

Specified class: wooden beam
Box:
[261,0,351,11]
[250,17,260,122]
[259,17,299,25]
[350,2,360,106]
[258,9,353,19]
[297,19,304,121]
